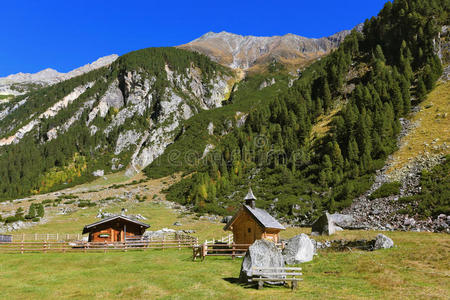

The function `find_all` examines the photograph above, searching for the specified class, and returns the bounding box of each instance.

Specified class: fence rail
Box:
[192,242,284,260]
[8,232,197,242]
[0,234,12,243]
[10,233,83,242]
[0,239,199,254]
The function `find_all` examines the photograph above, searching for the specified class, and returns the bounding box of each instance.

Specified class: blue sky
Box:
[0,0,389,76]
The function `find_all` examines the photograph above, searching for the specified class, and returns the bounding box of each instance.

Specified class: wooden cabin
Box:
[82,215,150,242]
[224,188,285,246]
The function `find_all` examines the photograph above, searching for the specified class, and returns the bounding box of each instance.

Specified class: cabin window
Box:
[99,234,110,238]
[248,228,251,233]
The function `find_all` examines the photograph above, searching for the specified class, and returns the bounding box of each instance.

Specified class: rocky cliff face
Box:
[0,51,233,179]
[0,54,118,96]
[178,25,362,70]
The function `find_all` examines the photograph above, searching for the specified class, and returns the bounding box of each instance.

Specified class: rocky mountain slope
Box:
[178,25,363,71]
[0,54,119,96]
[0,48,235,198]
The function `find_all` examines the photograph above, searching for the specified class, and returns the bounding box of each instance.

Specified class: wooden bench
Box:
[251,267,302,290]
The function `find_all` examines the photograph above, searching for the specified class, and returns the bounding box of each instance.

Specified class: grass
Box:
[310,103,344,142]
[0,230,448,299]
[1,172,449,299]
[387,80,450,174]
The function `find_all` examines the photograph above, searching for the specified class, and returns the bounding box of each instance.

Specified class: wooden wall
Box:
[231,209,280,246]
[88,221,144,242]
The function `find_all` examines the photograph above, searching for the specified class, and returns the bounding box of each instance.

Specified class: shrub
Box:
[5,216,20,223]
[32,217,40,222]
[78,200,96,208]
[369,182,401,199]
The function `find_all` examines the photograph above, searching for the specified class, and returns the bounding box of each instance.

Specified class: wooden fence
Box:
[11,233,82,242]
[9,232,196,242]
[0,239,199,254]
[193,242,285,260]
[0,234,12,243]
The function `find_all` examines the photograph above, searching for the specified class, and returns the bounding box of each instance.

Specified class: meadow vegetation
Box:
[0,198,449,299]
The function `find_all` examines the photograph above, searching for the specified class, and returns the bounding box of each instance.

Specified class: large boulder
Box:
[374,234,394,250]
[282,233,315,264]
[239,239,284,282]
[311,212,337,235]
[329,213,354,228]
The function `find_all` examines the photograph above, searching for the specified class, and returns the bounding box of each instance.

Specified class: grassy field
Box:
[0,230,448,299]
[1,195,449,299]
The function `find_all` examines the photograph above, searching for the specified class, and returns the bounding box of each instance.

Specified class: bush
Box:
[64,200,76,204]
[5,216,20,223]
[369,182,401,199]
[32,217,40,222]
[78,200,96,208]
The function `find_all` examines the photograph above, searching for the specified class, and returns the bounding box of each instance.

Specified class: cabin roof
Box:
[82,215,150,234]
[224,205,285,231]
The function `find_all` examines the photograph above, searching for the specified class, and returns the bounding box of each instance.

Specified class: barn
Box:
[82,215,150,242]
[224,188,285,246]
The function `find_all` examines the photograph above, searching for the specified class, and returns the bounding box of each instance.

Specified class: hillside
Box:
[0,48,235,199]
[178,26,363,72]
[0,0,448,234]
[150,0,449,229]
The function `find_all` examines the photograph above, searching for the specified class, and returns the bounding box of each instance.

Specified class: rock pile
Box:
[312,234,394,251]
[341,114,448,233]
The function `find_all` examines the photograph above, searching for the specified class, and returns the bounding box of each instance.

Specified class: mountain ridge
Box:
[178,24,363,70]
[0,54,119,95]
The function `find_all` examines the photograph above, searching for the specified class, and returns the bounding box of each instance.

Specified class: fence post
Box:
[77,234,80,240]
[44,241,47,253]
[21,241,24,254]
[162,236,165,251]
[22,233,25,242]
[232,243,235,260]
[104,241,107,254]
[178,239,181,251]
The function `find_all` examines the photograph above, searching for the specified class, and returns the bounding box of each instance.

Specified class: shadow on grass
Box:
[223,277,286,290]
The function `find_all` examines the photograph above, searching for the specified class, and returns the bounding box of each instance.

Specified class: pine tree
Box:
[37,204,45,218]
[374,45,386,62]
[416,77,427,101]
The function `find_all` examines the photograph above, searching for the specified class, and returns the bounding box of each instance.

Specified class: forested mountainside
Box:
[0,48,233,199]
[152,0,449,223]
[0,0,448,228]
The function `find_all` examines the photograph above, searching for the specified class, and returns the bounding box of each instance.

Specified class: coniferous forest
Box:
[158,0,448,221]
[0,0,448,223]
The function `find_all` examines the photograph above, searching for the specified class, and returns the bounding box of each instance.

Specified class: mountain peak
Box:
[0,54,119,95]
[179,25,363,70]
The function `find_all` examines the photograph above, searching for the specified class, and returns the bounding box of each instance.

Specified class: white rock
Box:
[282,233,315,264]
[374,234,394,250]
